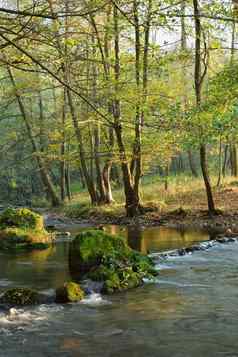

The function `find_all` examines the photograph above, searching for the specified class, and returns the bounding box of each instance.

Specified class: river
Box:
[0,225,237,357]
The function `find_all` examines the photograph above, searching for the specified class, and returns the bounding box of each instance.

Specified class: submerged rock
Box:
[0,288,40,306]
[55,282,85,303]
[0,208,52,251]
[69,230,157,294]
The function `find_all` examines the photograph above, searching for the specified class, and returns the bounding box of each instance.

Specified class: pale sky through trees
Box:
[0,0,233,52]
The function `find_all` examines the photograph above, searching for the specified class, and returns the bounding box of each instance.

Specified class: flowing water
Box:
[0,225,238,357]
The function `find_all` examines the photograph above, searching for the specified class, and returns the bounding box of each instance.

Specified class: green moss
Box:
[73,229,130,261]
[0,208,44,230]
[0,288,40,306]
[69,230,158,294]
[0,208,52,251]
[130,251,158,276]
[0,227,51,251]
[99,266,142,294]
[55,282,85,303]
[104,271,121,294]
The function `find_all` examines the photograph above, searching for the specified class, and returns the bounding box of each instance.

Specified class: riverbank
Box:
[46,177,238,236]
[46,208,238,236]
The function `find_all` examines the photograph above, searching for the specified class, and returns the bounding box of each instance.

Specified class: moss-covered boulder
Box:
[69,230,157,294]
[0,208,52,251]
[0,288,40,306]
[55,282,85,303]
[0,208,44,230]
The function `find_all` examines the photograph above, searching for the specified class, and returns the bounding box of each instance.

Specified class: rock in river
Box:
[69,229,157,294]
[0,288,41,306]
[0,208,53,251]
[55,282,85,303]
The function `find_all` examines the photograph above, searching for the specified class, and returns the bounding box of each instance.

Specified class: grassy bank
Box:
[60,175,238,224]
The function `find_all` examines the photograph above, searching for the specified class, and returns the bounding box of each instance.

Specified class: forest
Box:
[0,0,238,223]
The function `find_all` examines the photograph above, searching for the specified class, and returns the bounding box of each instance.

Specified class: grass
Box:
[61,174,238,220]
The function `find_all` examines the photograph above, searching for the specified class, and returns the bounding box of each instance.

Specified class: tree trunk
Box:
[230,14,237,178]
[222,144,229,177]
[233,146,237,176]
[193,0,216,214]
[200,144,216,213]
[67,89,98,204]
[94,124,107,203]
[65,164,72,201]
[112,4,142,216]
[230,144,238,176]
[217,135,222,187]
[91,39,107,204]
[164,164,169,191]
[114,124,141,217]
[60,145,66,201]
[182,1,199,179]
[90,8,115,204]
[79,166,86,189]
[102,127,115,204]
[102,162,114,204]
[188,150,198,177]
[111,164,120,185]
[60,90,66,201]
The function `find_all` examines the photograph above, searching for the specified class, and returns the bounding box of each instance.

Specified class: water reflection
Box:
[104,225,210,254]
[66,224,211,254]
[0,243,70,292]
